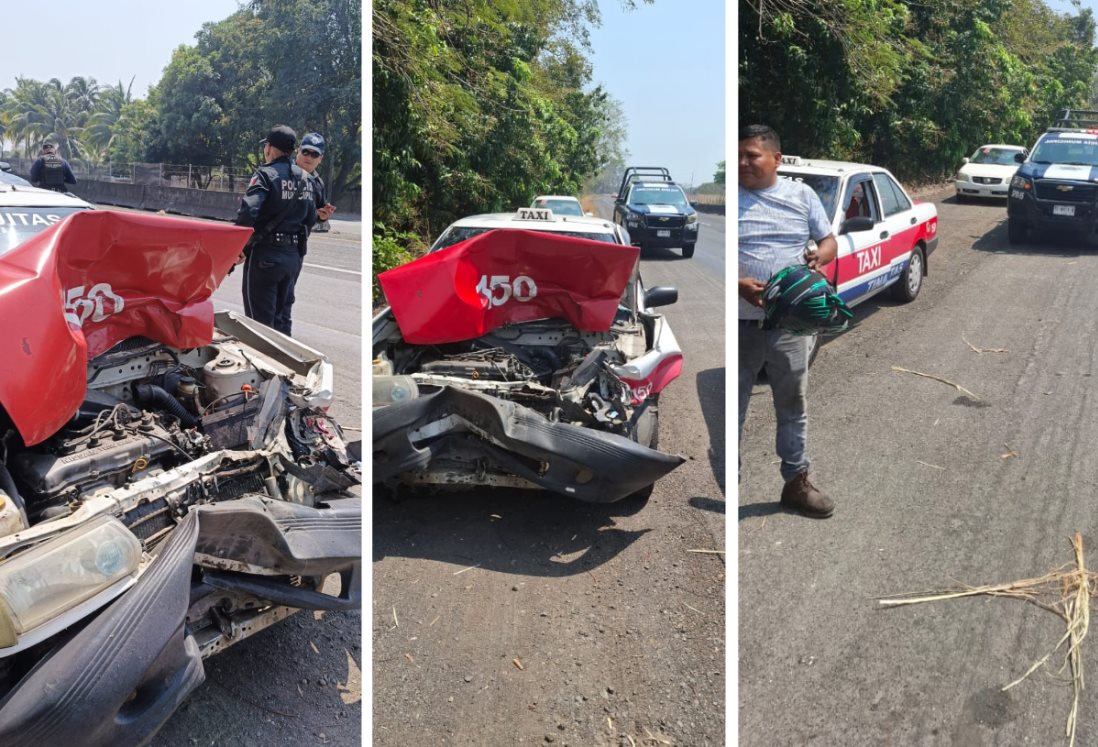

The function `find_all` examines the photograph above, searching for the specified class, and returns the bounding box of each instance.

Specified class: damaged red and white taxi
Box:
[372,224,684,503]
[0,189,360,746]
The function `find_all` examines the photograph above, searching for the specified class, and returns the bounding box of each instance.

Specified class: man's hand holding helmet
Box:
[739,277,766,307]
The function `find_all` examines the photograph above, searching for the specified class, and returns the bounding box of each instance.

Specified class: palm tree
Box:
[85,78,134,163]
[2,77,99,163]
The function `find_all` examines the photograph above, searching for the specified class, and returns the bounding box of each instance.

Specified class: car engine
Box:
[2,329,356,540]
[374,317,650,435]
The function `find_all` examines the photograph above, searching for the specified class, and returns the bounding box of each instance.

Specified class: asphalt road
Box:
[87,210,366,746]
[739,187,1098,744]
[372,203,726,745]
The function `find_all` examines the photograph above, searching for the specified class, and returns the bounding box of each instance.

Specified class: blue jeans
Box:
[738,321,813,481]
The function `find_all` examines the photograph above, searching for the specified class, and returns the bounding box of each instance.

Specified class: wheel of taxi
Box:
[890,245,925,302]
[681,244,695,259]
[1007,217,1028,244]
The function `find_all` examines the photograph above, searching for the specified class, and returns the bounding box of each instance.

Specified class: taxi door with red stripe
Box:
[828,171,920,304]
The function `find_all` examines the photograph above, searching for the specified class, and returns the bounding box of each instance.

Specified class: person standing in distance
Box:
[738,124,838,518]
[275,132,337,335]
[29,142,77,192]
[235,124,317,336]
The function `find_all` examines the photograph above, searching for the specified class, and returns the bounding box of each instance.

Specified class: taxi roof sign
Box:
[780,155,804,165]
[515,207,555,221]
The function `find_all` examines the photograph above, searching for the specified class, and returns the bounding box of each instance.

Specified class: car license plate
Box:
[657,229,671,237]
[1054,204,1075,216]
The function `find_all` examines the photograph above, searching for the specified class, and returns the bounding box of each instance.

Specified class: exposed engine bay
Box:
[374,315,651,435]
[0,311,358,551]
[373,308,682,502]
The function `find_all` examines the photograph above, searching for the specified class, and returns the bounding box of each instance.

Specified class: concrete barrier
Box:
[69,179,362,222]
[693,202,725,215]
[70,180,242,220]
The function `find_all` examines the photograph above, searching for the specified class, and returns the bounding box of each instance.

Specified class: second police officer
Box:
[234,124,317,336]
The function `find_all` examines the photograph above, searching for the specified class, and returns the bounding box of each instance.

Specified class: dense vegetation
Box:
[0,0,360,200]
[372,0,644,268]
[740,0,1098,181]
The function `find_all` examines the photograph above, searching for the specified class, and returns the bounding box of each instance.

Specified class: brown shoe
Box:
[781,473,834,518]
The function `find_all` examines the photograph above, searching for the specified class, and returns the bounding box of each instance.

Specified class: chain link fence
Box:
[2,157,255,194]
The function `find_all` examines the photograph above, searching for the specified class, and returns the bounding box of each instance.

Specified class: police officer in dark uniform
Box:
[29,142,77,192]
[276,132,336,334]
[234,125,317,335]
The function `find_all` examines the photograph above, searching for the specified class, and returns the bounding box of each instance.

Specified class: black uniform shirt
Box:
[309,171,327,209]
[234,155,317,235]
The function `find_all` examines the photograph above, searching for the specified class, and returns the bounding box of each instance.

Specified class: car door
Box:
[829,173,886,306]
[871,171,924,290]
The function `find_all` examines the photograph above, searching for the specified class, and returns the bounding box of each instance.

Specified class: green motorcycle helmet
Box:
[761,264,853,336]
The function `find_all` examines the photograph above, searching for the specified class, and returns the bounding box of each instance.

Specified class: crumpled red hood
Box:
[379,229,639,344]
[0,210,250,445]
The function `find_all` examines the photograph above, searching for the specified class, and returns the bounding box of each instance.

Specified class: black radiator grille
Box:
[122,498,174,544]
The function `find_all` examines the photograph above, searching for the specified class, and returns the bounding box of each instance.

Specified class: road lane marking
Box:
[303,262,362,276]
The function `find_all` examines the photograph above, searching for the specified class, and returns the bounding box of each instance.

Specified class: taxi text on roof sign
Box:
[780,155,804,165]
[515,207,555,221]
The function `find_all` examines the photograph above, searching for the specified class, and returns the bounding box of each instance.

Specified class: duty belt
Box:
[265,232,301,246]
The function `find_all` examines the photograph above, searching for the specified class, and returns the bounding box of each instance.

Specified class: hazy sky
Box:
[589,0,726,187]
[2,0,726,188]
[2,0,242,96]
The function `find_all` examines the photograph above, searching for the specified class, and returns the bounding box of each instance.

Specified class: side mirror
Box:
[839,216,874,235]
[961,157,970,164]
[644,286,678,308]
[1015,152,1025,163]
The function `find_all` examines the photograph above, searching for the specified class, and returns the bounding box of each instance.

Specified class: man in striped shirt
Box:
[738,124,838,518]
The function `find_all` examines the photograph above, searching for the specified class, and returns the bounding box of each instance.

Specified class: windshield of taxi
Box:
[0,207,86,254]
[1030,135,1098,166]
[778,172,840,220]
[969,146,1024,165]
[431,226,617,252]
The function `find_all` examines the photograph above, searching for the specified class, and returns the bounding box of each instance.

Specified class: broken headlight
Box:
[0,515,141,647]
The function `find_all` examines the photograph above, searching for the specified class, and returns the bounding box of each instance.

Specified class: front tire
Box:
[681,243,695,259]
[890,245,924,302]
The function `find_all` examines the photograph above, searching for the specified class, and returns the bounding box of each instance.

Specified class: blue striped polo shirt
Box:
[738,177,832,320]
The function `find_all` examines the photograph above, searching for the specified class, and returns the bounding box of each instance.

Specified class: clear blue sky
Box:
[588,0,725,188]
[2,0,243,96]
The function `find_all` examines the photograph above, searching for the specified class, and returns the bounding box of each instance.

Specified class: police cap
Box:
[259,125,297,152]
[300,132,326,156]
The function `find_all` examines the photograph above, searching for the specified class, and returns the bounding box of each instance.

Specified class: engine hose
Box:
[133,384,197,428]
[0,462,29,530]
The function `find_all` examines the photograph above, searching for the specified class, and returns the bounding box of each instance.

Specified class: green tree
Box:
[373,0,631,240]
[148,0,360,197]
[2,76,99,161]
[741,0,1098,181]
